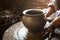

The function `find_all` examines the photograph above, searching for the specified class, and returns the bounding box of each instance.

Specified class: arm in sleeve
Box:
[48,0,57,10]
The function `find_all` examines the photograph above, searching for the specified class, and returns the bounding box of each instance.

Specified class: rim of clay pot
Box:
[23,9,44,16]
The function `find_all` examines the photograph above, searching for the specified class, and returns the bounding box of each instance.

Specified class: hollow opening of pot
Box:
[26,10,43,15]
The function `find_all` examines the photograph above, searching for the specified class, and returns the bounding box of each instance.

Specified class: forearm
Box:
[50,16,60,27]
[45,6,56,17]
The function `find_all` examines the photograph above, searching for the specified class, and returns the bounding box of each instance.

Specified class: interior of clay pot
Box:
[23,9,44,16]
[26,10,43,15]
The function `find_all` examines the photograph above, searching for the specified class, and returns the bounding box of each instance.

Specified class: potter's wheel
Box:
[3,21,60,40]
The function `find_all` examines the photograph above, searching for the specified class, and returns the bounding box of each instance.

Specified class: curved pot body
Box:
[22,9,46,33]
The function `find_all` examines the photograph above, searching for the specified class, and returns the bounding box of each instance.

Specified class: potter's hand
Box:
[46,17,53,22]
[45,25,54,32]
[40,25,55,39]
[39,26,52,38]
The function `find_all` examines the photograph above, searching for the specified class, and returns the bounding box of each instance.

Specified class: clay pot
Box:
[22,9,46,33]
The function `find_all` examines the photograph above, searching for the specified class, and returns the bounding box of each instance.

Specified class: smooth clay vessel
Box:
[22,9,46,33]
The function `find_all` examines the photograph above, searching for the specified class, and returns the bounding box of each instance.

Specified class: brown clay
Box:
[22,9,46,33]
